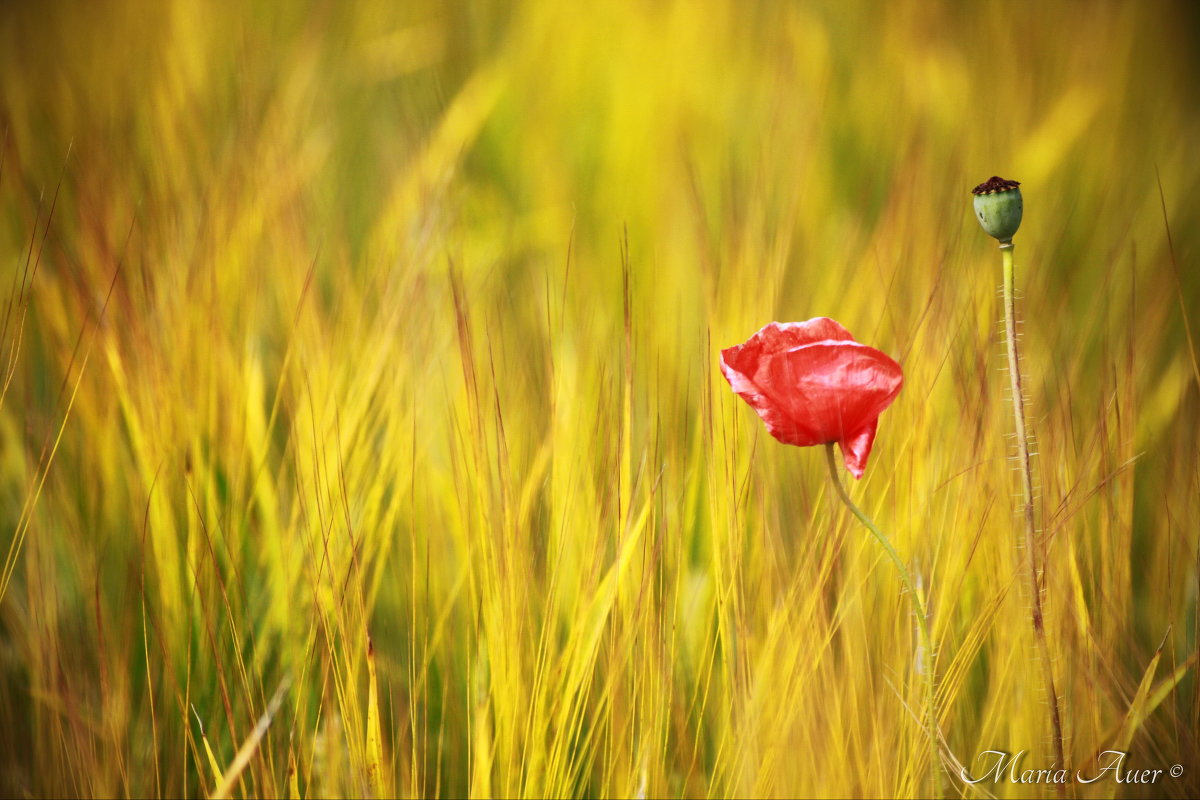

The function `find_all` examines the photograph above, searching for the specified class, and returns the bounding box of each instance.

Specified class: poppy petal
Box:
[760,340,903,442]
[720,318,855,379]
[838,419,878,480]
[720,350,822,446]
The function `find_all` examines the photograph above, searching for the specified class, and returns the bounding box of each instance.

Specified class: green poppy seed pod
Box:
[971,176,1022,243]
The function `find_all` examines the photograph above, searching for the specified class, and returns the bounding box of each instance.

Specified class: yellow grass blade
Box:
[366,637,386,798]
[191,705,225,790]
[1112,637,1165,756]
[209,679,291,800]
[1083,643,1197,767]
[287,749,301,800]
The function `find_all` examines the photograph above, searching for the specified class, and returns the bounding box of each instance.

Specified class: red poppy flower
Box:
[719,317,904,479]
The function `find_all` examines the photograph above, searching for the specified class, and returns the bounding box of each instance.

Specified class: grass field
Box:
[2,1,1200,797]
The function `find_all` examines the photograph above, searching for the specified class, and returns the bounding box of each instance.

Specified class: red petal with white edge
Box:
[720,317,855,379]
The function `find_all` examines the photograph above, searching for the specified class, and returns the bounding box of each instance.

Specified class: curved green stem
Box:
[1001,243,1067,787]
[824,443,942,798]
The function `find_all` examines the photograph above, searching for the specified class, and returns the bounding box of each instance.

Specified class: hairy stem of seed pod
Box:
[1001,243,1067,791]
[825,443,943,798]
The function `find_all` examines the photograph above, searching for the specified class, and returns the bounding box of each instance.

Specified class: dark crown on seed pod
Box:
[971,176,1021,195]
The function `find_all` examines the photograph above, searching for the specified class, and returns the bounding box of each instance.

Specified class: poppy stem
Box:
[1001,243,1068,787]
[824,443,943,798]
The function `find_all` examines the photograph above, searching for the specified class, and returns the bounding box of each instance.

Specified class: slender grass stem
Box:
[1001,242,1067,787]
[824,443,943,798]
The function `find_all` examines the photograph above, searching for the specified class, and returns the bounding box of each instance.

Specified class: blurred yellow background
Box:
[1,1,1198,797]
